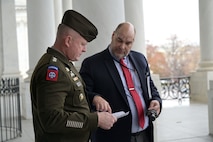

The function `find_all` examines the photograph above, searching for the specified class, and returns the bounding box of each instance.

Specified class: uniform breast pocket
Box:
[71,85,87,107]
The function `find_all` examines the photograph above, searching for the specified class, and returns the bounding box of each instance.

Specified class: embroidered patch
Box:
[46,66,58,81]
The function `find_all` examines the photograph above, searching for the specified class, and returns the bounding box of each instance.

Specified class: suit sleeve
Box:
[133,52,162,113]
[143,55,163,114]
[80,59,101,107]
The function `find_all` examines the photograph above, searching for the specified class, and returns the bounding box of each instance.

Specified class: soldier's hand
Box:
[97,112,117,130]
[93,95,112,113]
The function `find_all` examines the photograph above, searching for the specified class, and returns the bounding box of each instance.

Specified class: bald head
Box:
[110,22,136,59]
[114,22,136,37]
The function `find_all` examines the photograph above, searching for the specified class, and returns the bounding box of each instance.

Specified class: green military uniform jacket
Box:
[30,47,98,142]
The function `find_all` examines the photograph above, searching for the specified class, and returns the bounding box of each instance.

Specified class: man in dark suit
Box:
[80,22,162,142]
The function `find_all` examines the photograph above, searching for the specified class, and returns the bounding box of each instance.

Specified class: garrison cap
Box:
[62,10,98,42]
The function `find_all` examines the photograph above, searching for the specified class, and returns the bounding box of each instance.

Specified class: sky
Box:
[143,0,199,45]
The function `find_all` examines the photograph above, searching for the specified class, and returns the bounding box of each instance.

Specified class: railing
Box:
[160,76,190,100]
[0,78,22,142]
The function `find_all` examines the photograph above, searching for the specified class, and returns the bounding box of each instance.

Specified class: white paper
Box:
[112,111,129,119]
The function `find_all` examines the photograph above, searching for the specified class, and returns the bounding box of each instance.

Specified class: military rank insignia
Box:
[79,93,84,101]
[46,66,58,81]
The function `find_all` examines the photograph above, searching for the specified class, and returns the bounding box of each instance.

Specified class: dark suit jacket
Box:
[80,48,162,142]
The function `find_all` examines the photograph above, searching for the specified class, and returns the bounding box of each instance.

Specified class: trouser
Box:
[131,130,149,142]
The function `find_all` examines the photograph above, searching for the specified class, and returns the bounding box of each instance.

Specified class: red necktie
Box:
[120,58,145,128]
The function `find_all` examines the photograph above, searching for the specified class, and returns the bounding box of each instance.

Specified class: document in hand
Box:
[112,111,129,119]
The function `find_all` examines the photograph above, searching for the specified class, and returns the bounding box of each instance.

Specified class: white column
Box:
[0,0,20,77]
[16,4,28,78]
[54,0,63,30]
[0,2,3,76]
[198,0,213,71]
[62,0,72,13]
[124,0,146,55]
[27,0,55,76]
[190,0,213,103]
[53,0,72,36]
[22,0,55,119]
[72,0,125,70]
[124,1,159,141]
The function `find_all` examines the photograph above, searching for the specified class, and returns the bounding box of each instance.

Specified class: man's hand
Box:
[97,112,117,130]
[148,100,161,115]
[93,96,112,113]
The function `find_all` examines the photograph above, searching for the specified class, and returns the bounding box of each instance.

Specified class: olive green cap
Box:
[62,10,98,42]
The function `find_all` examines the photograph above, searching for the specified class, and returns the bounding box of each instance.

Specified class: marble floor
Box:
[156,99,213,142]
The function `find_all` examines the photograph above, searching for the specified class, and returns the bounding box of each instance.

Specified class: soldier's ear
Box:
[64,35,72,47]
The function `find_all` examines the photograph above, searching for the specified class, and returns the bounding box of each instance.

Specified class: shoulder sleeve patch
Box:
[46,66,59,81]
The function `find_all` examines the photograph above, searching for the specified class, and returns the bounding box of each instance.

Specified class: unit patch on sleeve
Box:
[46,66,59,81]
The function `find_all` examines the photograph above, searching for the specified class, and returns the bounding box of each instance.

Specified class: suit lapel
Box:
[103,50,129,105]
[129,53,149,104]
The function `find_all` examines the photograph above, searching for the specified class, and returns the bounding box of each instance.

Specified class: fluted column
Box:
[23,0,55,119]
[198,0,213,71]
[124,1,159,141]
[27,0,55,77]
[53,0,73,28]
[72,0,125,70]
[0,1,3,76]
[124,0,146,55]
[62,0,72,13]
[54,0,62,30]
[199,0,213,135]
[0,0,20,77]
[190,0,213,103]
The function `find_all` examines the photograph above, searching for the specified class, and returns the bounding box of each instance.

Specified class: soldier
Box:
[30,10,117,142]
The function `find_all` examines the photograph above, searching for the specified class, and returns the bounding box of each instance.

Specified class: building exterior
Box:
[0,0,213,136]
